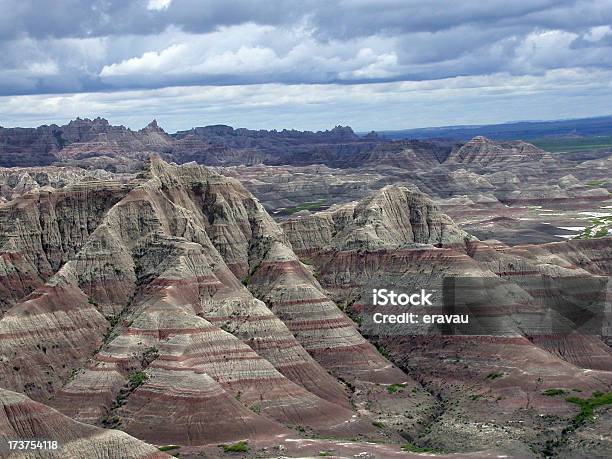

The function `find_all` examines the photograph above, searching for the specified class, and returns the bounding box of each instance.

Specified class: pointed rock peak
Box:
[359,184,426,211]
[140,153,185,183]
[139,153,216,184]
[142,119,165,132]
[373,184,422,199]
[148,152,168,167]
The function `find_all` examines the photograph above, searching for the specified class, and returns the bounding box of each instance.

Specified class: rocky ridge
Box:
[446,136,552,167]
[283,185,470,252]
[0,157,432,456]
[282,188,612,457]
[0,155,610,457]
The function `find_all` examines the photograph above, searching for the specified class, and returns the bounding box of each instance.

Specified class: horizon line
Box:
[2,113,612,136]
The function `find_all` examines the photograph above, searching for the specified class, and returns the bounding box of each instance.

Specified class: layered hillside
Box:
[282,189,612,457]
[446,136,552,167]
[283,185,470,252]
[0,157,441,457]
[0,166,133,202]
[55,119,173,161]
[0,118,170,168]
[0,155,610,457]
[0,388,168,458]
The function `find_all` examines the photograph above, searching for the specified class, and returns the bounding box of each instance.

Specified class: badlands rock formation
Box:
[0,388,168,458]
[5,118,612,247]
[0,118,451,172]
[0,166,132,201]
[282,188,612,457]
[446,136,552,167]
[0,157,439,457]
[283,185,470,252]
[0,149,610,457]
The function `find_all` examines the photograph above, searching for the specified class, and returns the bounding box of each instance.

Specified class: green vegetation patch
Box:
[566,391,612,427]
[280,199,327,215]
[541,391,612,456]
[585,179,607,188]
[485,371,504,380]
[374,343,392,360]
[101,371,150,429]
[543,388,566,397]
[372,421,385,428]
[338,377,355,393]
[102,314,121,342]
[401,441,434,453]
[531,135,612,153]
[100,414,121,428]
[221,440,250,453]
[142,346,159,365]
[68,367,83,380]
[387,383,406,394]
[318,451,333,457]
[158,445,181,452]
[128,371,149,388]
[574,215,612,240]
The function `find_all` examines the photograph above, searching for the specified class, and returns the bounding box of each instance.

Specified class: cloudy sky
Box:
[1,0,611,132]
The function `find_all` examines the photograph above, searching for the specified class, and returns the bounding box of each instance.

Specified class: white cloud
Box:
[98,24,406,84]
[338,49,399,79]
[26,60,60,76]
[1,0,612,128]
[583,25,612,42]
[2,68,611,132]
[147,0,172,11]
[101,44,280,77]
[101,44,187,76]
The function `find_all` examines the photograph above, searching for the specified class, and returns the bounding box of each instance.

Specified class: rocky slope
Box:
[283,185,470,252]
[0,155,610,457]
[0,157,439,456]
[282,188,612,457]
[0,388,168,458]
[0,118,169,169]
[446,136,552,167]
[0,166,133,201]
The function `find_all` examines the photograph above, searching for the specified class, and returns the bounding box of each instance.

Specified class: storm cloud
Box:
[0,0,611,130]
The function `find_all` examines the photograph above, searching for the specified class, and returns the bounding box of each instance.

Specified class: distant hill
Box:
[0,117,451,170]
[376,115,612,141]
